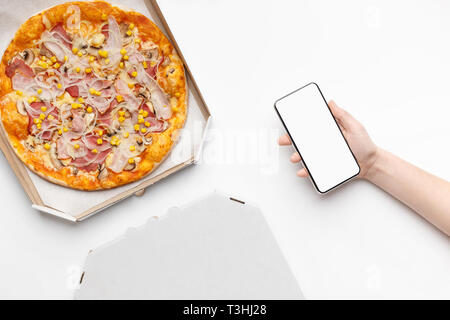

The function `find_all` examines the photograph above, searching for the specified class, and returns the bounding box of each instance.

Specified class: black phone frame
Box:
[274,82,361,194]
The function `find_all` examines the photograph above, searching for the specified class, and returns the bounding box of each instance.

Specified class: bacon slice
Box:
[141,104,166,132]
[71,147,111,172]
[83,134,110,152]
[71,112,85,132]
[148,78,172,120]
[51,23,71,48]
[144,57,164,79]
[65,85,79,97]
[107,149,128,173]
[5,57,34,78]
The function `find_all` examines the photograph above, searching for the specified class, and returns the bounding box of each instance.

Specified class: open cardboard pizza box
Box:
[0,0,211,222]
[75,192,304,299]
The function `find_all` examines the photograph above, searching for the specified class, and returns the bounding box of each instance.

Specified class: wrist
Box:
[364,147,385,182]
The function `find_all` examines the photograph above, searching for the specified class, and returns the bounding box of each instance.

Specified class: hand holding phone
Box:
[275,83,360,193]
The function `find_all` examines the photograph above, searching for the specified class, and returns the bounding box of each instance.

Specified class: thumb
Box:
[328,100,358,131]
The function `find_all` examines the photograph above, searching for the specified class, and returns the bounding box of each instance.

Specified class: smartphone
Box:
[274,82,360,194]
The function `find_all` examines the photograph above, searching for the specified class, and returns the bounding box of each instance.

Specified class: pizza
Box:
[0,1,187,190]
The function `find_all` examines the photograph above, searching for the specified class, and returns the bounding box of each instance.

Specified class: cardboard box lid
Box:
[75,192,304,299]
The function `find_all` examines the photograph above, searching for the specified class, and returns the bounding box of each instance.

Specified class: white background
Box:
[0,0,449,299]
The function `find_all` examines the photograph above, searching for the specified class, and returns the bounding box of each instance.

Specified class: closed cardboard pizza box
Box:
[0,0,211,221]
[75,192,304,299]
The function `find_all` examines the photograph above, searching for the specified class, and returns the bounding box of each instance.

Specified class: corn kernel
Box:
[123,55,129,61]
[55,63,61,69]
[120,48,127,55]
[142,61,148,68]
[118,116,125,122]
[57,83,62,89]
[129,145,135,151]
[37,89,42,94]
[129,23,135,30]
[48,114,55,120]
[16,90,23,96]
[91,148,98,154]
[141,128,147,133]
[144,121,150,127]
[77,51,83,57]
[119,62,124,68]
[105,58,110,64]
[39,113,45,120]
[138,114,144,120]
[76,67,80,73]
[175,92,180,97]
[33,118,39,124]
[128,158,135,164]
[28,96,36,104]
[38,61,48,68]
[123,131,129,138]
[131,71,137,77]
[64,55,68,62]
[116,95,124,102]
[85,68,92,74]
[138,109,143,114]
[127,83,134,89]
[58,129,62,135]
[150,61,156,67]
[97,138,103,145]
[94,90,101,96]
[78,97,84,103]
[101,13,107,21]
[72,47,79,54]
[86,106,93,113]
[71,103,81,109]
[89,88,96,95]
[118,110,125,116]
[98,130,103,136]
[63,127,68,132]
[134,124,140,131]
[36,123,41,129]
[142,111,148,117]
[138,118,144,124]
[74,143,80,149]
[44,143,51,150]
[126,30,132,36]
[135,38,141,44]
[50,56,57,63]
[98,50,108,58]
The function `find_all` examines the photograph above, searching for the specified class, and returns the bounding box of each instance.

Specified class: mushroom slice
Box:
[49,143,63,170]
[143,134,153,146]
[85,112,96,131]
[98,164,108,180]
[123,161,136,171]
[119,23,132,45]
[19,49,35,65]
[146,101,155,114]
[24,139,35,152]
[89,33,105,48]
[16,99,27,116]
[39,44,54,59]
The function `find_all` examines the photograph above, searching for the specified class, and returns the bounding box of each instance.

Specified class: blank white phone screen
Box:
[275,83,360,193]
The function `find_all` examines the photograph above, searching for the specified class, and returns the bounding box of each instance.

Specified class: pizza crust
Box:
[0,1,188,190]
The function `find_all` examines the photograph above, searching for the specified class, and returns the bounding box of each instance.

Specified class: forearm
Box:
[365,148,450,236]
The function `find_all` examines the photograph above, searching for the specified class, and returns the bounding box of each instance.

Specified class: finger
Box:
[290,152,301,163]
[328,100,359,131]
[297,168,308,178]
[278,133,292,146]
